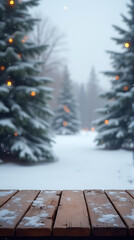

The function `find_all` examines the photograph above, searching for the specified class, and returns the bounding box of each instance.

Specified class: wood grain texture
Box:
[105,190,134,236]
[16,190,61,237]
[0,190,18,207]
[84,190,127,237]
[53,190,90,237]
[0,190,39,237]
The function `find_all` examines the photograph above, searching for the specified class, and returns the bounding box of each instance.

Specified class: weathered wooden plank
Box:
[0,190,18,207]
[0,190,39,237]
[53,190,90,237]
[126,190,134,199]
[84,190,127,237]
[16,190,61,237]
[105,190,134,236]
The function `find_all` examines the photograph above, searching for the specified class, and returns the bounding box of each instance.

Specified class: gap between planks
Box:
[53,190,91,237]
[0,190,134,238]
[105,190,134,236]
[16,190,61,237]
[0,190,40,237]
[84,190,127,237]
[0,190,19,208]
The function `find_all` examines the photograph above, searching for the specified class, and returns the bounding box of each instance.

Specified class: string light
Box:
[9,38,13,44]
[6,80,12,86]
[63,121,68,127]
[63,105,67,111]
[123,86,128,91]
[63,105,70,113]
[14,132,18,136]
[0,66,5,71]
[9,0,15,6]
[91,127,95,132]
[115,75,120,80]
[104,119,109,125]
[66,108,70,113]
[124,42,130,48]
[31,91,36,96]
[17,53,22,58]
[22,35,28,43]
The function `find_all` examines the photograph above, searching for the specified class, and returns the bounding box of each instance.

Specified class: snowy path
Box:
[0,131,134,190]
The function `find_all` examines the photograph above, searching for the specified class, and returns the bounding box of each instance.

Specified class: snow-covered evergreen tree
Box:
[86,67,105,129]
[79,83,87,128]
[53,67,81,134]
[0,0,54,162]
[94,0,134,149]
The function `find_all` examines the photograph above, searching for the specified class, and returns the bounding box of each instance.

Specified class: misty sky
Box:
[33,0,128,89]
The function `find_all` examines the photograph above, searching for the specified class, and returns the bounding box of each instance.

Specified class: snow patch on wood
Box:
[32,197,44,207]
[23,212,49,227]
[116,196,127,202]
[101,203,111,209]
[109,191,117,195]
[12,197,21,203]
[0,190,15,197]
[97,214,118,223]
[45,191,57,194]
[66,197,71,201]
[93,207,102,213]
[47,205,54,209]
[113,223,119,227]
[0,209,17,225]
[125,209,134,221]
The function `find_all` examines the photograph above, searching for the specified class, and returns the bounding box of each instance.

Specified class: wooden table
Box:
[0,189,134,239]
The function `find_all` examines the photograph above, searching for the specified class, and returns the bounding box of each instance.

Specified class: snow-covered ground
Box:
[0,131,134,190]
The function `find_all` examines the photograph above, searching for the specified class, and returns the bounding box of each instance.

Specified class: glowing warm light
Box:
[104,119,109,125]
[7,80,12,86]
[0,66,5,71]
[123,86,128,91]
[64,5,68,10]
[31,91,36,96]
[115,75,120,80]
[124,42,130,48]
[63,105,70,113]
[63,105,67,111]
[66,108,70,113]
[22,36,28,43]
[63,121,68,127]
[14,132,18,136]
[17,53,22,58]
[9,0,15,5]
[91,127,95,132]
[9,38,13,43]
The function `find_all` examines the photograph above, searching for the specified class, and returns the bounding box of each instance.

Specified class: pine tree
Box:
[94,0,134,149]
[79,84,87,129]
[53,67,81,134]
[86,67,102,129]
[0,0,54,162]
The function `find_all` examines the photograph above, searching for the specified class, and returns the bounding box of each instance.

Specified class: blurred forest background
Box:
[29,13,105,130]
